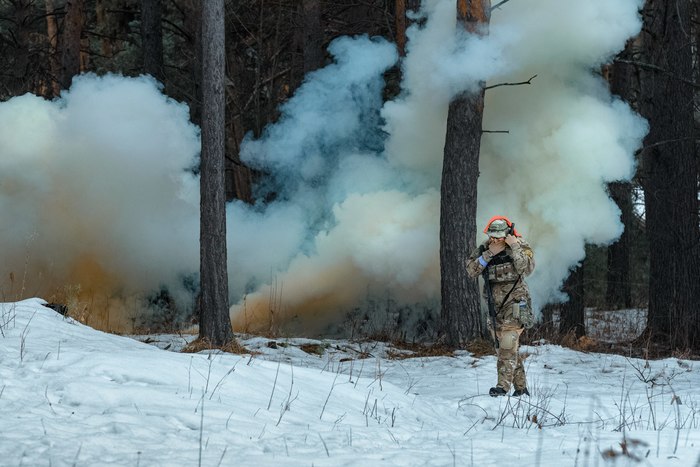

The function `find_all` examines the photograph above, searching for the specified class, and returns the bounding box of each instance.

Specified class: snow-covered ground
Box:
[1,299,698,466]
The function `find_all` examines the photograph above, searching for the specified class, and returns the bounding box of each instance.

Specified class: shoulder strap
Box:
[496,275,522,314]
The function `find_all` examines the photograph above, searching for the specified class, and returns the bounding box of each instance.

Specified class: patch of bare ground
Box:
[523,326,700,360]
[384,341,458,360]
[380,338,497,360]
[182,337,250,355]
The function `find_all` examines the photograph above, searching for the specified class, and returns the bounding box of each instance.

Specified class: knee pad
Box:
[498,330,519,350]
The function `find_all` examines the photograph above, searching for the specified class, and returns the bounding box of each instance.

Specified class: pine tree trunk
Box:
[7,0,32,96]
[606,181,633,309]
[639,0,700,350]
[45,0,61,97]
[395,0,407,57]
[61,0,84,89]
[141,0,164,81]
[185,0,202,125]
[559,264,585,338]
[440,0,490,347]
[605,45,636,310]
[200,0,234,347]
[302,0,323,74]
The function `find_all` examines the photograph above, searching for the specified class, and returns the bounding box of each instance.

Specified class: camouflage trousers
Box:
[496,325,527,392]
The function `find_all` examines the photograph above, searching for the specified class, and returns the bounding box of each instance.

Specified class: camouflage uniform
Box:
[466,235,535,393]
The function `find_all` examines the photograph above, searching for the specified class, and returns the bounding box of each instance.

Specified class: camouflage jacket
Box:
[466,238,535,325]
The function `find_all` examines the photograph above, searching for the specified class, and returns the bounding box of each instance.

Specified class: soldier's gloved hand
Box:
[504,234,519,247]
[488,238,506,255]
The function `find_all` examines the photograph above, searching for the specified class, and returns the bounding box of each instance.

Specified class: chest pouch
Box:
[488,262,518,283]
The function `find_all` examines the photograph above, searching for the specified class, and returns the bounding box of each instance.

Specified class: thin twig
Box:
[209,361,239,401]
[635,136,698,155]
[198,392,205,467]
[320,372,341,420]
[268,358,282,410]
[485,74,537,90]
[491,0,513,11]
[614,59,700,88]
[318,433,330,457]
[216,447,228,467]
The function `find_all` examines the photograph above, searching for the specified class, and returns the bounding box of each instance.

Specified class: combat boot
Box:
[489,386,507,397]
[512,388,530,397]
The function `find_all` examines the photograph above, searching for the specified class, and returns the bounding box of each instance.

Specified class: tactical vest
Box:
[485,250,519,283]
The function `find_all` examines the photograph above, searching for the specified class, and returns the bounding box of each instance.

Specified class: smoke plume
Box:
[0,75,200,329]
[0,0,647,335]
[229,0,647,333]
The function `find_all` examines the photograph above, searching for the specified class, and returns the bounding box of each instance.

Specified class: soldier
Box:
[466,216,535,397]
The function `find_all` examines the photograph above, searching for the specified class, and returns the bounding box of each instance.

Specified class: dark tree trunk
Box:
[141,0,164,81]
[606,181,633,309]
[5,0,32,96]
[407,0,422,12]
[638,0,700,350]
[94,0,124,65]
[605,43,637,310]
[395,0,407,57]
[200,0,234,347]
[45,0,61,97]
[559,264,585,338]
[185,0,202,125]
[440,0,490,347]
[302,0,323,74]
[61,0,84,89]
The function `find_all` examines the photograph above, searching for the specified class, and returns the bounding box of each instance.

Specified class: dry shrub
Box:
[465,338,497,358]
[576,335,599,351]
[385,339,496,360]
[560,330,600,352]
[299,343,327,356]
[55,284,91,324]
[385,342,457,360]
[182,337,248,355]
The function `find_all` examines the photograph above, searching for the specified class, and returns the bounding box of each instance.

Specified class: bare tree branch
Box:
[484,74,537,91]
[634,136,698,155]
[491,0,513,11]
[614,59,700,88]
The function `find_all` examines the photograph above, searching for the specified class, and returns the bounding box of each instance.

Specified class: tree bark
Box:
[606,181,633,309]
[407,0,422,12]
[45,0,61,97]
[605,42,637,310]
[184,0,203,125]
[61,0,84,89]
[440,0,490,347]
[638,0,700,349]
[200,0,234,347]
[141,0,164,81]
[395,0,407,57]
[302,0,323,74]
[5,0,32,96]
[559,263,585,338]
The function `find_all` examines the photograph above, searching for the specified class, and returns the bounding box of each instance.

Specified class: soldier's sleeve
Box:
[466,242,489,278]
[509,239,535,276]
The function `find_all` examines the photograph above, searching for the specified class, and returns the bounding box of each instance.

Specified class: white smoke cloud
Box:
[0,74,200,327]
[477,0,648,309]
[230,0,647,332]
[0,0,647,335]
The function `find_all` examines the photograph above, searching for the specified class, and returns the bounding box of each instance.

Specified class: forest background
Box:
[0,0,698,355]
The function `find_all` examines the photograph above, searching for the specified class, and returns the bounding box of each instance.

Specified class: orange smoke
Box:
[230,260,372,336]
[1,254,137,333]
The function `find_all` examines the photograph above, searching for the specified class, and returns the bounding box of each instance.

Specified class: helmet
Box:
[486,219,509,238]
